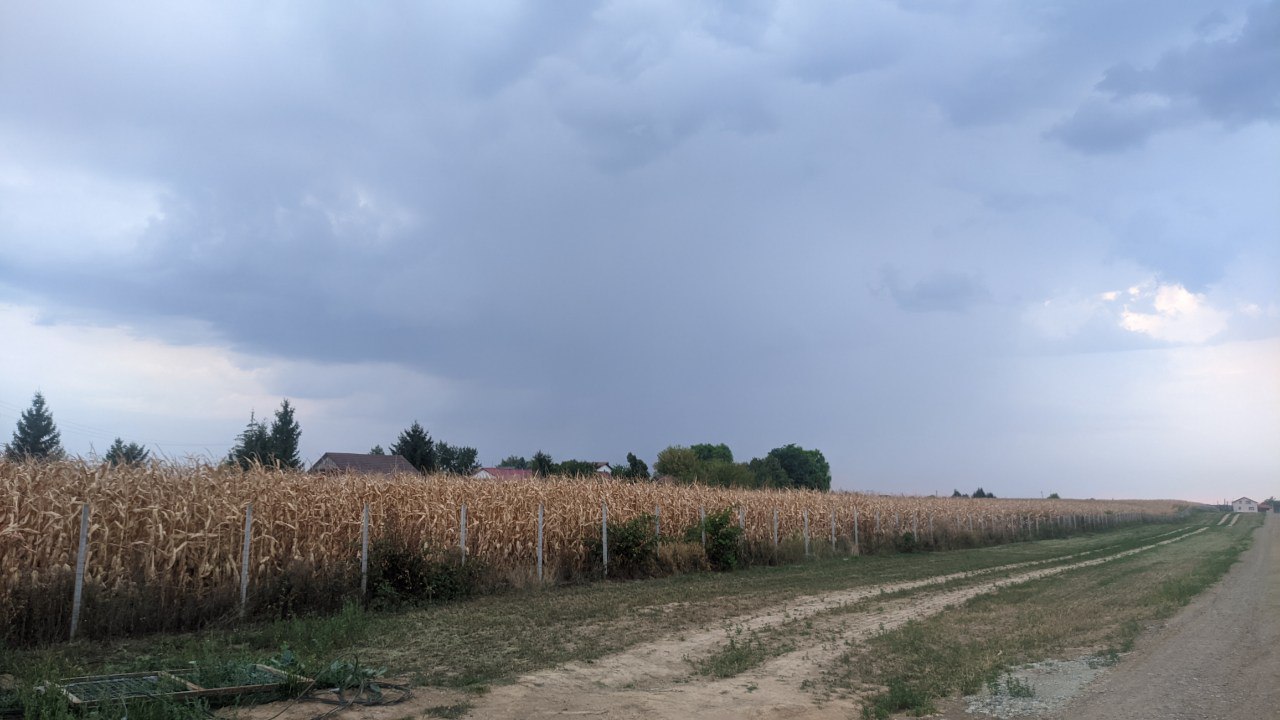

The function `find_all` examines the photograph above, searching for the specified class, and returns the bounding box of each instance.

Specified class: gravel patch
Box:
[963,656,1114,718]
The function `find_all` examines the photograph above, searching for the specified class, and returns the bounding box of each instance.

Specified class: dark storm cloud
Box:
[878,267,991,314]
[1051,1,1280,153]
[1,1,1277,495]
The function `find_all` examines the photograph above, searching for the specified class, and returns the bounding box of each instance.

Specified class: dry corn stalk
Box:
[0,460,1187,621]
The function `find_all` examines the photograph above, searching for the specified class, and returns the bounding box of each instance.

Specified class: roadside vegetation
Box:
[840,513,1259,718]
[0,517,1211,718]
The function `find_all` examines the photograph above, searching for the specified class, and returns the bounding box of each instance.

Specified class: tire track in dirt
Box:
[467,527,1206,719]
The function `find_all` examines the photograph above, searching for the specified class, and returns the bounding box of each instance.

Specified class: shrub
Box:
[587,514,659,579]
[365,535,488,608]
[685,508,744,571]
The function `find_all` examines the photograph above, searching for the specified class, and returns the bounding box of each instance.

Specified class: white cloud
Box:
[0,158,162,260]
[1119,282,1229,343]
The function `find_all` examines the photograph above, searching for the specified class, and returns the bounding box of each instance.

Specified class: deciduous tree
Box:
[654,446,702,483]
[498,455,529,469]
[531,450,554,477]
[747,455,788,488]
[436,442,480,475]
[765,444,831,491]
[691,443,733,464]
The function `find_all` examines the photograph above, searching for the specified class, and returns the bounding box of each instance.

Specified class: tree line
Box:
[3,393,833,492]
[2,392,147,466]
[496,442,831,492]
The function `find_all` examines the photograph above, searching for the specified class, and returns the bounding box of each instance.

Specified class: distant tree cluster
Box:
[497,455,530,469]
[384,420,479,475]
[4,392,152,466]
[654,442,831,491]
[951,488,998,499]
[227,399,303,470]
[105,438,150,466]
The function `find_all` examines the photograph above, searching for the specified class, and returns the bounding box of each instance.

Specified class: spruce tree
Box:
[4,392,65,461]
[105,438,150,466]
[268,399,302,469]
[391,421,435,473]
[227,412,272,470]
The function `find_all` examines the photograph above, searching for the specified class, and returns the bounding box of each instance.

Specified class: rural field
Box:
[0,461,1267,719]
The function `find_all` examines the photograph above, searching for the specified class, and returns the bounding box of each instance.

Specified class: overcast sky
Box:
[2,1,1277,502]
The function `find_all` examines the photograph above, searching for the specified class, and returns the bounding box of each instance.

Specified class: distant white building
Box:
[1231,497,1258,513]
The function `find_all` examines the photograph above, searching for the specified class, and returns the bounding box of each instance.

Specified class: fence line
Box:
[21,497,1177,643]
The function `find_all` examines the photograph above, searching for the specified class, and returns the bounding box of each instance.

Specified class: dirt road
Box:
[230,525,1230,720]
[1043,513,1278,720]
[455,528,1203,720]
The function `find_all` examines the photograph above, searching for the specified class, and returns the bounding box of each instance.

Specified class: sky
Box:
[1,1,1277,503]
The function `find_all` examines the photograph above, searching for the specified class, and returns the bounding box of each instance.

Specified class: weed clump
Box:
[365,535,490,608]
[686,508,744,571]
[862,678,935,719]
[587,514,659,579]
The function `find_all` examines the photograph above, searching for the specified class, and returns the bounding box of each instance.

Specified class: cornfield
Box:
[0,460,1187,644]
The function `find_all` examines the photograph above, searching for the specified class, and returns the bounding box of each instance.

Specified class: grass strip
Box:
[3,518,1210,701]
[839,514,1258,718]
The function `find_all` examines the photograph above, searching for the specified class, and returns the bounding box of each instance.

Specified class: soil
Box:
[1038,512,1278,720]
[228,526,1211,719]
[933,513,1279,720]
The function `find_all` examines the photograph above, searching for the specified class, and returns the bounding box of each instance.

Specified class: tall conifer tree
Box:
[4,392,64,461]
[268,399,302,469]
[391,421,435,473]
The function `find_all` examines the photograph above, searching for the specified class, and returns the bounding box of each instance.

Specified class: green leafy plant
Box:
[365,535,488,607]
[685,508,744,571]
[862,678,934,719]
[315,657,387,703]
[588,514,659,579]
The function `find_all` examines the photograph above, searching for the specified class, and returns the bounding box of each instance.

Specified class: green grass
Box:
[838,514,1258,717]
[693,627,794,678]
[1,517,1207,716]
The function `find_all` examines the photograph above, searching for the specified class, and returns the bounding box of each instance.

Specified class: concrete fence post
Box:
[69,502,90,640]
[239,503,253,619]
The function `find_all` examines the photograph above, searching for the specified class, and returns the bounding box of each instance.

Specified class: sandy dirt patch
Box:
[225,527,1204,719]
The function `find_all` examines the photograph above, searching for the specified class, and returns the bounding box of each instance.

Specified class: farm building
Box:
[308,452,416,475]
[472,467,534,480]
[1231,497,1258,513]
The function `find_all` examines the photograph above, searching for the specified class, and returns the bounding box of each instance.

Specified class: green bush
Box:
[685,508,744,571]
[365,536,488,608]
[587,514,659,579]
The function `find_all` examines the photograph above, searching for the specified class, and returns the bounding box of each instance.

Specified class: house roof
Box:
[474,467,533,480]
[1232,497,1257,504]
[309,452,417,475]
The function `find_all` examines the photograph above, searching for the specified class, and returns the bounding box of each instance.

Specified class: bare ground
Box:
[1035,513,1279,720]
[229,527,1206,719]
